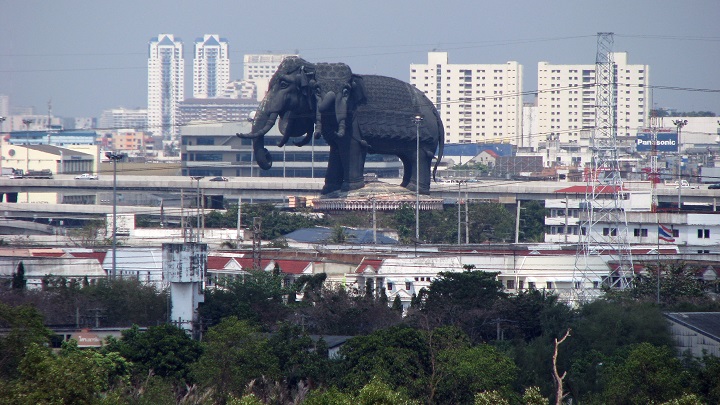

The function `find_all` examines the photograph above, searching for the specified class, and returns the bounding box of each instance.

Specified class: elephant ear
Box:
[279,111,313,137]
[349,75,367,105]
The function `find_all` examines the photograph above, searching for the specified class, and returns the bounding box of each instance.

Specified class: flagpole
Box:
[656,212,660,304]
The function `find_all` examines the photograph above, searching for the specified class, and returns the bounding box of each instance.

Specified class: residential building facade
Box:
[98,108,148,132]
[243,54,298,101]
[192,35,230,99]
[537,52,650,145]
[147,34,184,140]
[410,51,523,145]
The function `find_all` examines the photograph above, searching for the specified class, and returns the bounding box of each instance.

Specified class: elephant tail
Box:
[432,110,445,183]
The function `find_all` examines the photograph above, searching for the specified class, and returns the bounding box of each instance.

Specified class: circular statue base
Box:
[313,180,443,211]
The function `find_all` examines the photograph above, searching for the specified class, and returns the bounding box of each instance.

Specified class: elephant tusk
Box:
[236,132,259,139]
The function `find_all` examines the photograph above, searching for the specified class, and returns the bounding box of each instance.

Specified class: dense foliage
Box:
[137,201,546,245]
[1,263,718,404]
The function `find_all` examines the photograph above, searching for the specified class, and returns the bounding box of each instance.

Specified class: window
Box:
[405,282,412,290]
[528,282,536,290]
[633,228,648,237]
[507,280,515,289]
[546,281,553,289]
[698,229,710,238]
[387,282,393,291]
[672,229,680,238]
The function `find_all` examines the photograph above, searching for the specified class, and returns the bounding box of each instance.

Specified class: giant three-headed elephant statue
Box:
[238,57,444,195]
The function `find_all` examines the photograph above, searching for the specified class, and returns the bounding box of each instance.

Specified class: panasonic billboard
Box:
[635,129,678,152]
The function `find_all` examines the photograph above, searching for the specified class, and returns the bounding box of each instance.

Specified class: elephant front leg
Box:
[341,119,366,192]
[321,145,344,195]
[406,149,432,195]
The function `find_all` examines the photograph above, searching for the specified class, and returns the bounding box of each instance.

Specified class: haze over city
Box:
[1,0,719,119]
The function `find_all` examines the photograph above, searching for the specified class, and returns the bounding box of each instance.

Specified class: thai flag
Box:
[658,224,675,243]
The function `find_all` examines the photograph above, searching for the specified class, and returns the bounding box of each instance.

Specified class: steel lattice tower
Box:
[573,33,634,303]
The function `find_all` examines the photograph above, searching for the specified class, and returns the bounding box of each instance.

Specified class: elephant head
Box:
[237,57,315,170]
[312,63,354,139]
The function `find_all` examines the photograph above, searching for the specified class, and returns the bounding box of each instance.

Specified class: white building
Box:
[193,35,230,99]
[545,184,652,244]
[410,51,523,145]
[243,54,299,101]
[147,34,184,140]
[537,52,650,145]
[99,108,148,131]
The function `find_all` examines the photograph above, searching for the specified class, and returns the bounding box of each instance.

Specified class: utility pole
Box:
[190,176,204,242]
[236,197,242,247]
[457,182,463,244]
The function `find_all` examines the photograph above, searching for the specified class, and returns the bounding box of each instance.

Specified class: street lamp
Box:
[106,151,125,279]
[673,119,687,210]
[190,176,204,242]
[22,118,33,173]
[413,115,424,244]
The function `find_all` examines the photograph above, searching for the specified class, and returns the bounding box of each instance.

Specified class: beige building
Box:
[410,51,523,145]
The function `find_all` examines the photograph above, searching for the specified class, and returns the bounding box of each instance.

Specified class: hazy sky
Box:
[1,0,719,118]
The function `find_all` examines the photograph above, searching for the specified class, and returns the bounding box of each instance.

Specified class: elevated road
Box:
[0,175,718,208]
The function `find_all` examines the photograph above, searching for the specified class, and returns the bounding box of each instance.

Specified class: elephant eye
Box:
[279,80,290,89]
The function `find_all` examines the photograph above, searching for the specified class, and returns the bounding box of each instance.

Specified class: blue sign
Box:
[636,131,678,152]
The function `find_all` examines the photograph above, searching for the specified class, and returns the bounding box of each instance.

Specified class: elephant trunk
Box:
[237,105,279,140]
[252,132,273,170]
[236,104,278,170]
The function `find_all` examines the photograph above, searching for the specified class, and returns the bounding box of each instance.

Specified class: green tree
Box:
[293,285,402,335]
[415,268,506,340]
[0,303,52,379]
[303,386,355,405]
[497,289,572,341]
[355,377,420,405]
[82,278,168,327]
[191,317,279,404]
[200,268,288,329]
[631,262,710,307]
[105,323,201,382]
[601,343,688,404]
[467,202,516,242]
[519,200,546,242]
[266,322,330,388]
[435,344,518,404]
[337,326,428,396]
[11,262,26,290]
[8,341,131,405]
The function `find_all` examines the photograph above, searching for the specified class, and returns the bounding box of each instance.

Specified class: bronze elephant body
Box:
[238,57,444,195]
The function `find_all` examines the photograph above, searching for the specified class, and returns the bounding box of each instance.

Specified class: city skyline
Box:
[0,0,719,119]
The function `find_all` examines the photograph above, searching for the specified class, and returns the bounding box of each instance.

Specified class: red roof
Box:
[31,252,66,258]
[207,256,232,270]
[355,258,384,273]
[480,149,500,158]
[273,259,311,274]
[69,251,107,264]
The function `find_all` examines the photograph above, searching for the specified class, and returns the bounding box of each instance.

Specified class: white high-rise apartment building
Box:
[537,52,649,145]
[410,52,523,145]
[193,35,230,98]
[243,54,298,101]
[99,108,148,131]
[147,34,184,139]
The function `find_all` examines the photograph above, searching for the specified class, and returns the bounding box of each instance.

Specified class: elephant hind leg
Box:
[399,155,412,188]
